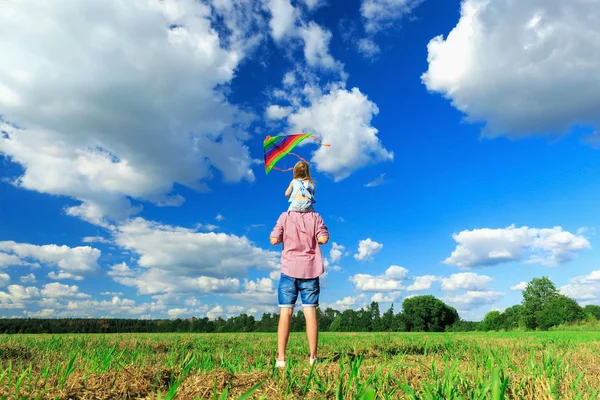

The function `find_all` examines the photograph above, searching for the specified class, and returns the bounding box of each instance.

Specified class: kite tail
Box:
[308,135,331,147]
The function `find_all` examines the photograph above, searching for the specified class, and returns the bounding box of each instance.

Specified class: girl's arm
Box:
[285,181,293,197]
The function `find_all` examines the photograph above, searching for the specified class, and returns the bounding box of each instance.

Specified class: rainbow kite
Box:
[264,133,330,174]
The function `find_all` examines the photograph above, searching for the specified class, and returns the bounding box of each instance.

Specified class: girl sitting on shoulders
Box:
[285,161,316,212]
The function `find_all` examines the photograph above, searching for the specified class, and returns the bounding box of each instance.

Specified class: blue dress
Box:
[288,179,316,212]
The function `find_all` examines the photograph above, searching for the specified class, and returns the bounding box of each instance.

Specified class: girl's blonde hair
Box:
[293,161,314,186]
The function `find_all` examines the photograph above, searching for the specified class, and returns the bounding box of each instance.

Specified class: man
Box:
[270,210,329,368]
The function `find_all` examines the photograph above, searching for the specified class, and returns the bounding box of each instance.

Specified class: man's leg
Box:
[303,306,318,360]
[298,277,320,363]
[277,273,297,364]
[277,307,294,361]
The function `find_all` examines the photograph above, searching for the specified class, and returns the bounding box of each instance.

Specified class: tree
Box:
[520,277,559,329]
[502,305,522,330]
[445,320,480,332]
[481,311,505,331]
[381,304,394,331]
[329,315,342,332]
[584,305,600,320]
[392,312,408,332]
[402,295,459,332]
[291,310,306,332]
[537,295,585,330]
[370,301,383,332]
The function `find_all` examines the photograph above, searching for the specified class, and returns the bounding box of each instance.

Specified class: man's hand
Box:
[317,235,329,245]
[270,236,282,245]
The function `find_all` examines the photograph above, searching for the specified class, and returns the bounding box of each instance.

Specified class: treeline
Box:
[0,295,460,334]
[477,277,600,331]
[0,277,597,334]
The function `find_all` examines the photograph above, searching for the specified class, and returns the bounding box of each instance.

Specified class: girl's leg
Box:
[303,306,318,359]
[277,307,294,361]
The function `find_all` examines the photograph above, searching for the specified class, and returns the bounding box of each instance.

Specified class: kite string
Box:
[270,152,309,172]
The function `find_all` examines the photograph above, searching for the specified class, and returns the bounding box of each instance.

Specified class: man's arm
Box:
[270,213,284,245]
[315,214,329,245]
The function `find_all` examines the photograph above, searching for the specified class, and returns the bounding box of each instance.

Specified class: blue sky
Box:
[1,0,600,320]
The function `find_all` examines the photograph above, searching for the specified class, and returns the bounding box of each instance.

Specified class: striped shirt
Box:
[270,211,329,279]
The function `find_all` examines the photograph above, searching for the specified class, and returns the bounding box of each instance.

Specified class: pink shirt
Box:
[270,211,329,279]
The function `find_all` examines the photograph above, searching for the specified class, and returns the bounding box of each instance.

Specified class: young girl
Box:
[285,161,316,212]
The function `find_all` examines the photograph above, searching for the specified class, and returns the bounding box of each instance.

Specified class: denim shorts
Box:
[278,272,320,308]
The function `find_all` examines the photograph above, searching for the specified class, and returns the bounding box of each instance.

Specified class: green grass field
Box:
[1,331,600,399]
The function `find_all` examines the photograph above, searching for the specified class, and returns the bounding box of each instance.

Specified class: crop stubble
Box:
[0,331,599,399]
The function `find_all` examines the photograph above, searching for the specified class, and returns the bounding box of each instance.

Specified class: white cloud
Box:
[101,291,124,296]
[560,269,600,302]
[330,243,345,262]
[445,291,505,310]
[299,22,341,71]
[288,86,393,181]
[19,273,36,283]
[182,297,197,307]
[0,273,9,287]
[350,265,408,292]
[443,225,590,268]
[0,241,100,275]
[422,0,600,139]
[0,0,261,226]
[228,290,276,308]
[24,309,56,318]
[283,72,296,86]
[357,38,381,59]
[361,0,424,34]
[207,305,224,319]
[243,278,275,293]
[168,308,191,319]
[364,173,386,187]
[324,294,367,311]
[351,275,404,292]
[510,281,528,291]
[215,214,225,222]
[371,291,402,303]
[266,105,293,120]
[64,296,155,317]
[406,275,439,292]
[354,238,384,261]
[0,252,26,268]
[114,217,280,278]
[41,282,90,299]
[269,270,281,280]
[301,0,326,10]
[580,270,600,283]
[384,266,409,280]
[113,267,241,296]
[560,283,598,302]
[48,271,84,281]
[266,0,299,42]
[82,236,112,244]
[226,305,246,314]
[0,285,40,308]
[441,272,492,292]
[108,262,134,277]
[5,285,40,301]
